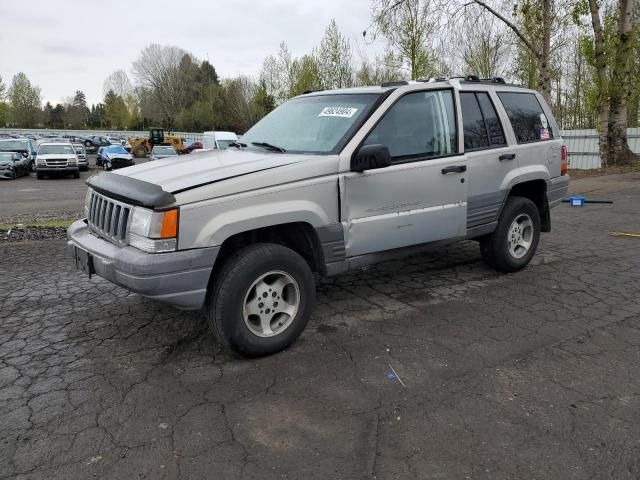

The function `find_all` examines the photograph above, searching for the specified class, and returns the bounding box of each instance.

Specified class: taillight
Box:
[560,145,567,176]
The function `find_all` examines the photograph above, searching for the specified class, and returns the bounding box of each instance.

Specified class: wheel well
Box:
[508,180,550,232]
[216,222,324,273]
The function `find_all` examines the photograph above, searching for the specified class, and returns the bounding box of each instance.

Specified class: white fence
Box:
[561,128,640,170]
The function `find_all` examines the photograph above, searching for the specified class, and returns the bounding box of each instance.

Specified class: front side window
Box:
[241,93,381,154]
[363,89,457,161]
[498,92,553,144]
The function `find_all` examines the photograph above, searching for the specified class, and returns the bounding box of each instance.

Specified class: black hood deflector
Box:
[87,172,176,209]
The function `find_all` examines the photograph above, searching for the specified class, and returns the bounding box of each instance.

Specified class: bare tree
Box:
[372,0,437,80]
[132,44,187,119]
[455,13,510,78]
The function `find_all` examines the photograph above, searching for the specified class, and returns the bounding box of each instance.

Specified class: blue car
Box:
[96,145,135,171]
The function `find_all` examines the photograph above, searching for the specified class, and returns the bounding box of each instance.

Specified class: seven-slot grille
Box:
[87,190,131,245]
[45,159,70,167]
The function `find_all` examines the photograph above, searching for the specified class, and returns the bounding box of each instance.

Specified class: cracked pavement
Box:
[1,174,640,479]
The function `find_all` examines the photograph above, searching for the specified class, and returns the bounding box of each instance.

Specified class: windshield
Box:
[154,147,177,155]
[38,144,75,155]
[241,93,380,154]
[216,140,236,149]
[105,145,127,154]
[0,139,29,152]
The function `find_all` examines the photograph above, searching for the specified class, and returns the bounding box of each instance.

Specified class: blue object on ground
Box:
[568,195,586,206]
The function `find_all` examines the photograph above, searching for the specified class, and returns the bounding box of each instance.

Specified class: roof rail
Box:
[381,81,409,87]
[302,89,324,94]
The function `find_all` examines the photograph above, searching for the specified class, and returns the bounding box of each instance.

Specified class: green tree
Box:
[0,75,8,127]
[104,90,129,129]
[8,72,42,127]
[289,55,322,96]
[315,19,354,89]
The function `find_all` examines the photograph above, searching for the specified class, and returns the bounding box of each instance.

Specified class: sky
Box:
[0,0,385,106]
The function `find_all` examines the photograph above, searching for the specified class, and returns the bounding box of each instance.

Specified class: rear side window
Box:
[461,92,507,151]
[498,92,553,144]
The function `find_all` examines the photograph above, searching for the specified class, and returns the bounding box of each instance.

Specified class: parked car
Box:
[36,142,79,179]
[96,145,135,170]
[150,145,179,161]
[0,151,30,179]
[82,136,110,152]
[184,141,203,153]
[72,143,89,171]
[68,77,569,357]
[0,138,37,173]
[202,131,238,150]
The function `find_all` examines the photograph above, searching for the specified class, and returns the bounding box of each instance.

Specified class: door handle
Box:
[441,165,467,174]
[499,153,516,161]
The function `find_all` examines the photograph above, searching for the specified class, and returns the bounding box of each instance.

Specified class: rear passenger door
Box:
[496,91,561,177]
[459,90,514,234]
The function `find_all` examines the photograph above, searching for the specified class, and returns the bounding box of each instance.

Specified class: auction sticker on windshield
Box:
[318,107,358,118]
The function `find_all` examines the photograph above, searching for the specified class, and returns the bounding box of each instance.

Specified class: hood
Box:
[106,153,132,160]
[113,149,313,193]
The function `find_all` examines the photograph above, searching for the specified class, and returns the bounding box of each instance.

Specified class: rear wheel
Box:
[480,196,541,272]
[206,243,315,357]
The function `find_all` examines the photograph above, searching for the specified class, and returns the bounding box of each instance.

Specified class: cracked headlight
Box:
[127,207,178,253]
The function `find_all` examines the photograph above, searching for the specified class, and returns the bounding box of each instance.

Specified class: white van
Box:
[202,131,239,150]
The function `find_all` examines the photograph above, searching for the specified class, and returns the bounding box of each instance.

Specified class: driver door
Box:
[342,89,468,257]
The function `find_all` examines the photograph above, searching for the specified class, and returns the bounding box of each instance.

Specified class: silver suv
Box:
[67,77,569,356]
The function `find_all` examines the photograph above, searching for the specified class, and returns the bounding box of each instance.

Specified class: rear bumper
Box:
[67,219,219,310]
[547,175,570,208]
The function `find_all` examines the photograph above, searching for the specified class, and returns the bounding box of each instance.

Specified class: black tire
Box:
[84,140,92,148]
[103,162,111,171]
[74,171,80,179]
[29,160,36,173]
[480,196,541,273]
[133,145,148,158]
[10,169,16,180]
[36,172,44,180]
[205,243,315,357]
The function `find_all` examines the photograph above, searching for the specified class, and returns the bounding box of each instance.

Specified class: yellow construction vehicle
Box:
[128,128,187,158]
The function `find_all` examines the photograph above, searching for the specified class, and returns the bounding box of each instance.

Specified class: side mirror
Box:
[21,152,29,158]
[351,144,391,173]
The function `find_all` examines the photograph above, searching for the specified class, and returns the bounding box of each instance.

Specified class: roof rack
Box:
[381,81,409,87]
[302,89,324,94]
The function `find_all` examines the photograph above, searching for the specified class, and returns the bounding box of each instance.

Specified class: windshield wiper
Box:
[251,141,286,153]
[228,141,247,149]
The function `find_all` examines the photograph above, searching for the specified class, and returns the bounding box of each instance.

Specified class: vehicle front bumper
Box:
[0,167,15,179]
[66,219,219,310]
[547,175,570,208]
[37,166,79,173]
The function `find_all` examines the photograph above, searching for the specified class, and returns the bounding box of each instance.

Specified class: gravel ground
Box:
[1,226,69,242]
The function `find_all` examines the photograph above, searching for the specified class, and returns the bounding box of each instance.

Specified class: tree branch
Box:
[469,0,540,58]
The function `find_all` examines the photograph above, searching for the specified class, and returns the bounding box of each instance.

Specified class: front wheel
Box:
[206,243,315,357]
[103,162,111,171]
[133,145,147,158]
[29,160,36,173]
[480,196,541,272]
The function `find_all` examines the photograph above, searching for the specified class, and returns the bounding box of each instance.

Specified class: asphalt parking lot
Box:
[0,155,148,222]
[1,173,640,480]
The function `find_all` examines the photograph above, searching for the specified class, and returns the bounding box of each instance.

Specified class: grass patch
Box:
[0,218,74,229]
